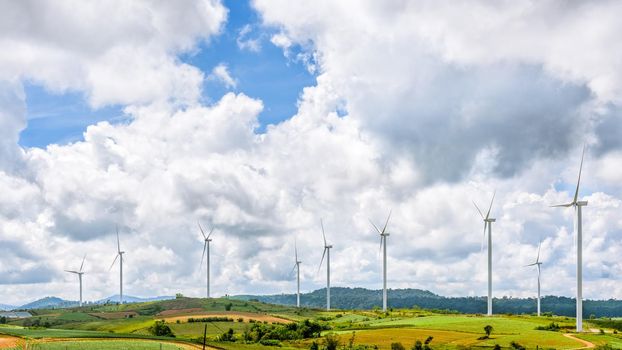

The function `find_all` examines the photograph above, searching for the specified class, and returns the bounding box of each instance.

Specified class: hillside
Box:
[234,287,622,317]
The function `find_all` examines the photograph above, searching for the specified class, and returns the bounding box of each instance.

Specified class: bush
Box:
[259,339,281,347]
[225,302,233,311]
[391,342,405,350]
[493,345,501,350]
[148,320,175,337]
[324,334,340,350]
[219,328,235,342]
[535,322,560,331]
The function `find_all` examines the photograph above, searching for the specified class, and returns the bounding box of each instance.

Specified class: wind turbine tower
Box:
[319,220,332,311]
[65,255,86,307]
[552,146,587,332]
[199,222,214,298]
[473,192,496,316]
[525,242,543,316]
[291,240,302,307]
[370,211,391,313]
[109,227,125,304]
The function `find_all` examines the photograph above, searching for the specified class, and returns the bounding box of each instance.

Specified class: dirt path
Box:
[161,311,291,324]
[563,333,595,349]
[0,335,22,349]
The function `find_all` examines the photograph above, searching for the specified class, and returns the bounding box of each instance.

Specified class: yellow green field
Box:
[2,297,622,349]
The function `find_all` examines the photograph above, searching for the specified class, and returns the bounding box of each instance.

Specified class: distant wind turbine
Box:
[473,191,496,316]
[525,241,543,316]
[370,210,391,313]
[318,220,332,311]
[65,254,86,307]
[551,145,587,332]
[291,240,302,308]
[198,222,214,299]
[109,227,125,304]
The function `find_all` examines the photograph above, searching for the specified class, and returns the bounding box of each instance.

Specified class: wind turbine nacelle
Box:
[486,218,496,222]
[577,200,588,206]
[326,245,333,249]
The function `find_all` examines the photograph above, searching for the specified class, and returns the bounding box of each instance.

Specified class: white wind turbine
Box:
[291,240,302,308]
[551,146,587,332]
[198,222,214,299]
[473,191,496,316]
[65,255,86,307]
[370,210,391,313]
[525,241,543,316]
[318,220,332,311]
[109,227,125,304]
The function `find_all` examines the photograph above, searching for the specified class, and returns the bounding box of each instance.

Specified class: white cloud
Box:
[0,0,621,306]
[0,0,227,107]
[208,64,238,89]
[237,24,262,52]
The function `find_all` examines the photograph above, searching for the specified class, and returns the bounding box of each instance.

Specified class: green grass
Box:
[167,321,248,338]
[25,340,188,349]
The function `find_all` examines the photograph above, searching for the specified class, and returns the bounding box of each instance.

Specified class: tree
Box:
[494,345,501,350]
[412,340,423,350]
[484,325,494,338]
[220,328,235,342]
[225,302,233,311]
[148,321,175,337]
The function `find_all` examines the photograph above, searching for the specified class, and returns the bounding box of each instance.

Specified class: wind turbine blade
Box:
[198,222,207,240]
[321,219,327,246]
[65,270,79,274]
[200,242,207,269]
[369,219,382,234]
[573,144,585,204]
[318,247,327,272]
[485,191,496,219]
[481,222,487,252]
[109,254,119,271]
[381,210,392,234]
[536,241,541,263]
[524,263,538,267]
[550,203,573,207]
[207,227,214,240]
[116,226,121,253]
[473,201,484,219]
[291,263,298,275]
[79,254,86,272]
[295,240,298,262]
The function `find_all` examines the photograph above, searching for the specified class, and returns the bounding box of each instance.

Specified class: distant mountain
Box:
[96,295,174,304]
[234,287,622,318]
[0,304,17,311]
[19,296,77,310]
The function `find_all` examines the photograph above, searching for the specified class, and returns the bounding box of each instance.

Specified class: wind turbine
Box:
[318,220,332,311]
[473,191,496,316]
[291,240,302,308]
[525,241,543,316]
[65,255,86,307]
[198,222,214,299]
[370,210,391,313]
[109,227,125,304]
[551,146,587,332]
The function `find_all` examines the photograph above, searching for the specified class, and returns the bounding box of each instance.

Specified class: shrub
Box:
[219,328,235,342]
[324,334,340,350]
[259,339,281,347]
[391,342,405,350]
[535,322,560,331]
[148,321,175,337]
[225,302,233,311]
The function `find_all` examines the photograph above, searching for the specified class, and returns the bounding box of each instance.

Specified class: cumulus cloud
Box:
[0,0,621,306]
[208,64,238,89]
[0,0,227,107]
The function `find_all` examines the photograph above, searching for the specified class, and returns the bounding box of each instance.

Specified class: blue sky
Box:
[20,0,315,148]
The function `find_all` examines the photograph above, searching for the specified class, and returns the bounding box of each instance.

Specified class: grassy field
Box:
[2,297,622,349]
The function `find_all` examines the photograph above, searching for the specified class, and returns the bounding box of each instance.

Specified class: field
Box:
[2,297,622,349]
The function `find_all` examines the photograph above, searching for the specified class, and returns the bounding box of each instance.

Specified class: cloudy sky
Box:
[1,0,621,306]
